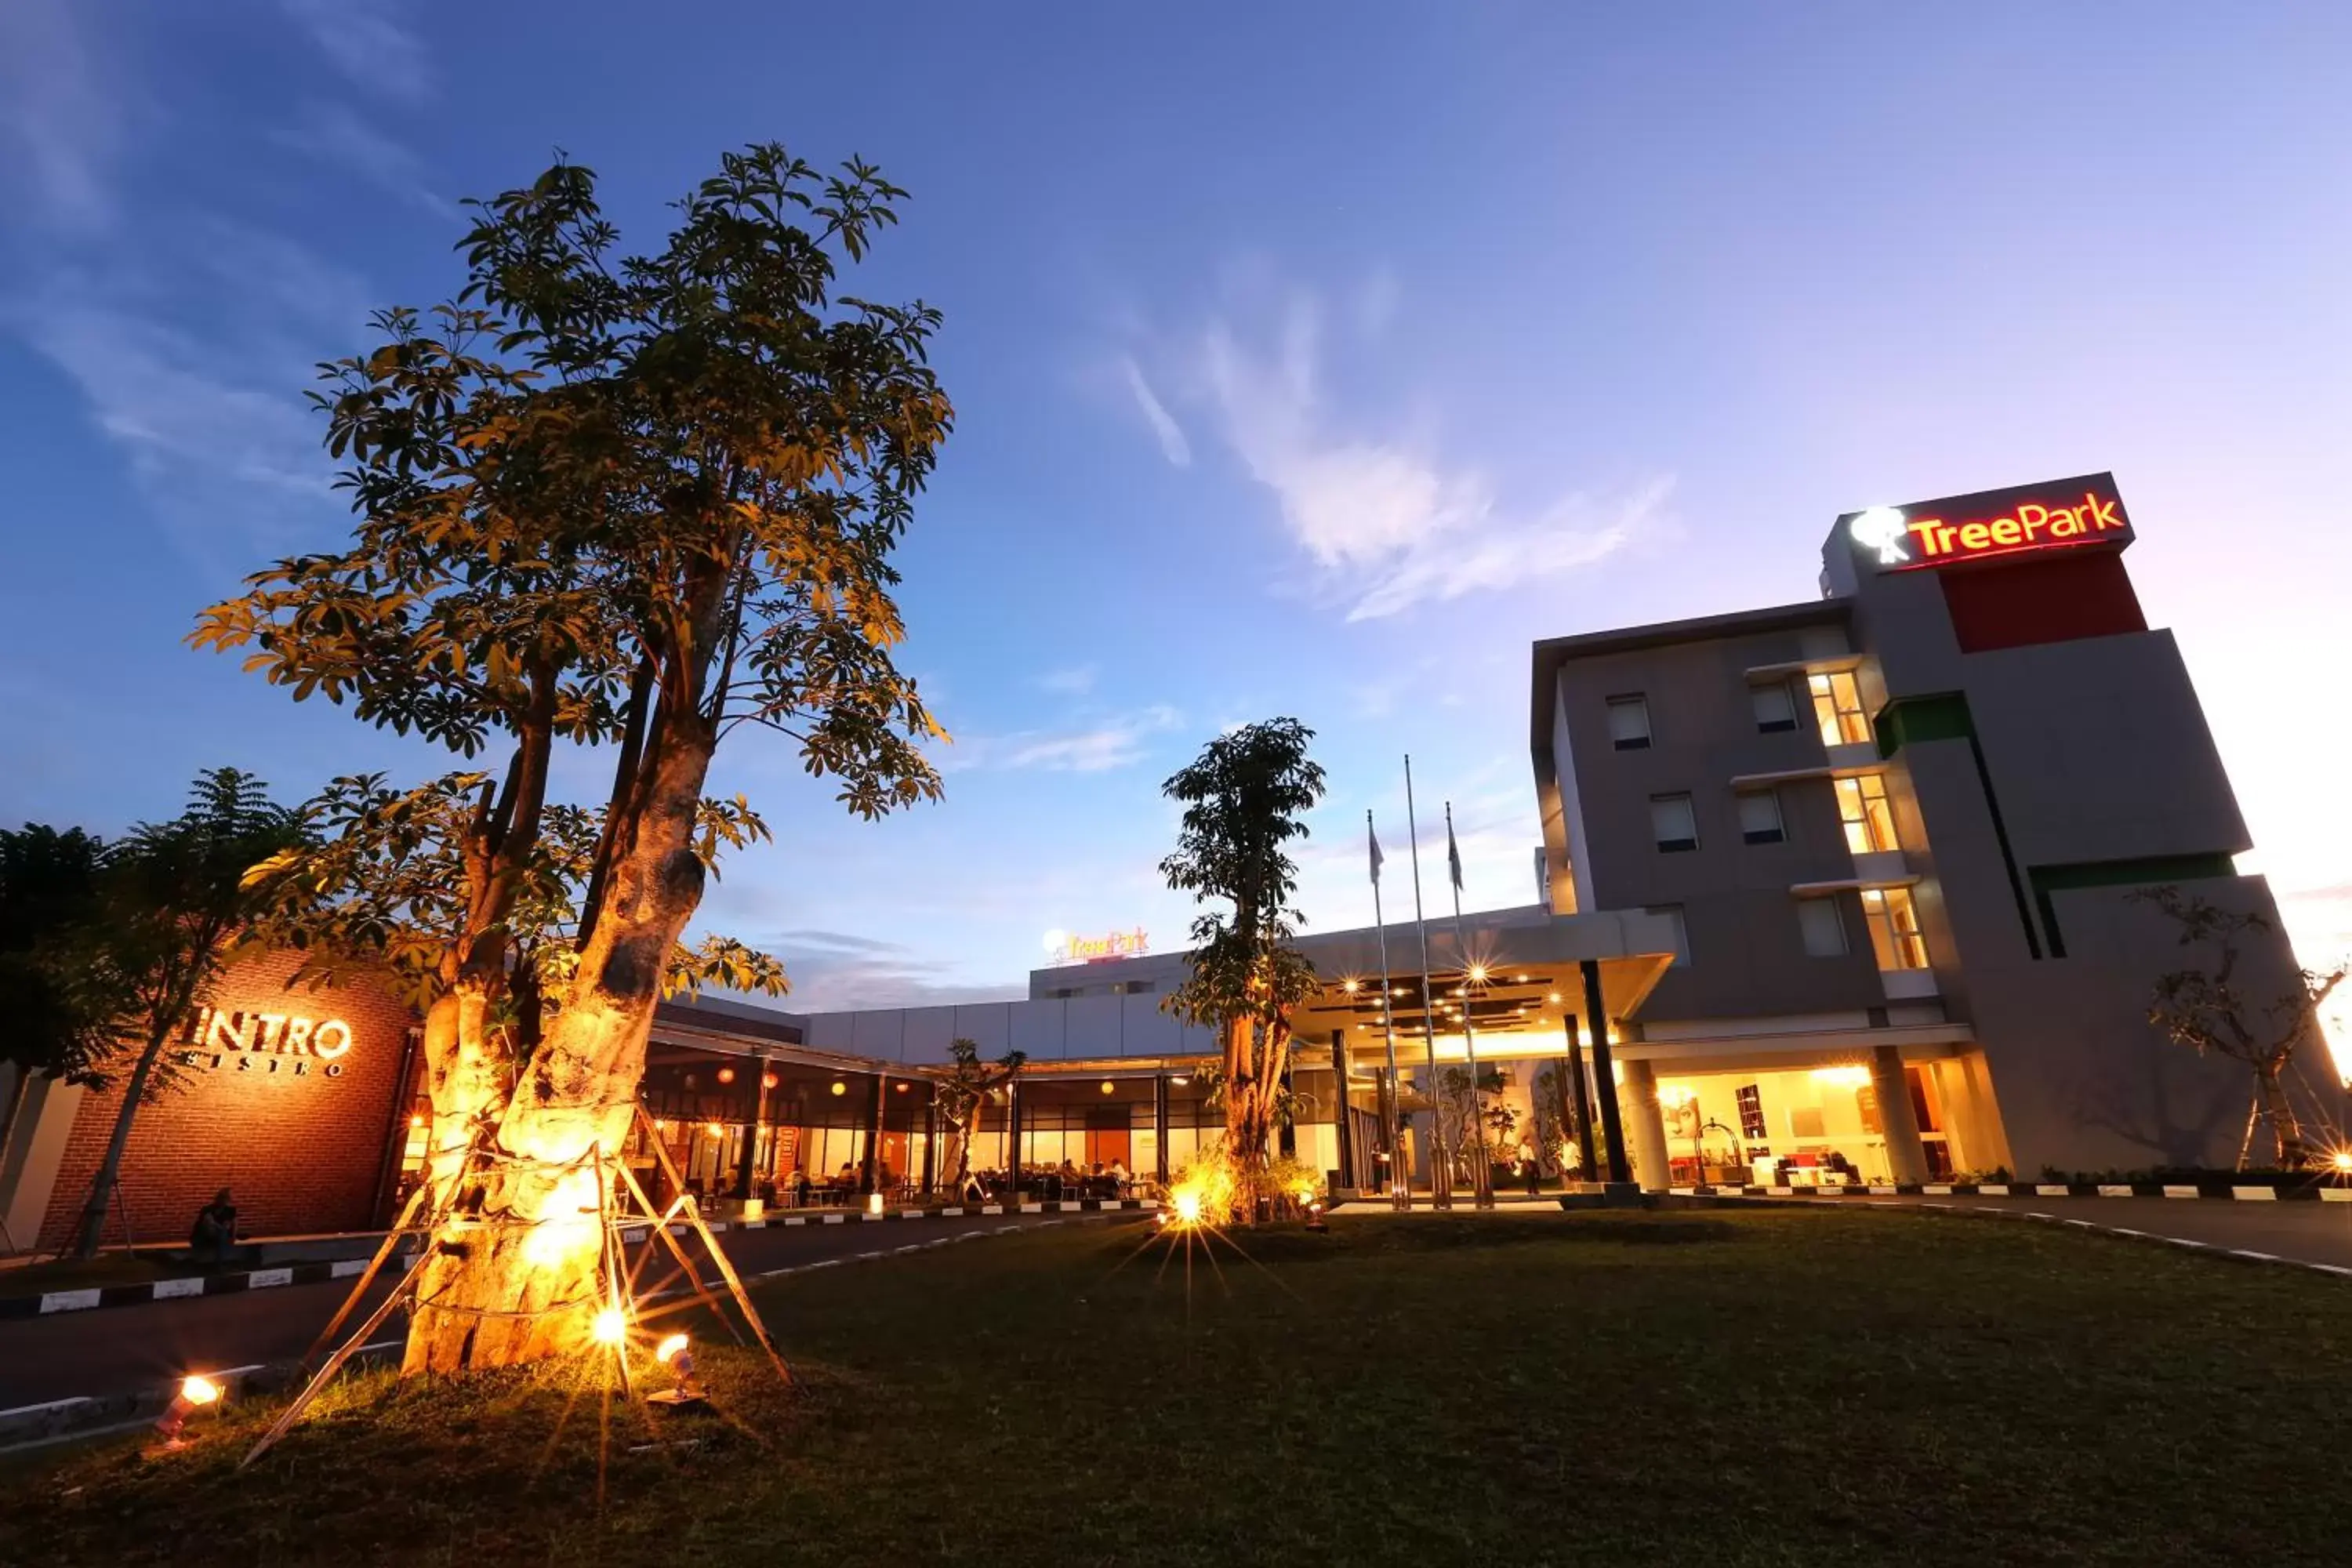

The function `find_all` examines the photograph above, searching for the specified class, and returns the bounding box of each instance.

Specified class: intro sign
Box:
[175,1006,355,1078]
[1044,927,1149,965]
[1844,473,2132,573]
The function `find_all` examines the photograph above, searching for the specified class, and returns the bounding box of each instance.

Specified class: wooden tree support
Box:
[238,1109,791,1470]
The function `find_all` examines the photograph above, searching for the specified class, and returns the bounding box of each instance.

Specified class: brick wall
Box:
[37,949,420,1252]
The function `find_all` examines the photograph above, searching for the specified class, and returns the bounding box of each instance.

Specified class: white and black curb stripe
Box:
[1664,1181,2352,1203]
[2,1200,1161,1321]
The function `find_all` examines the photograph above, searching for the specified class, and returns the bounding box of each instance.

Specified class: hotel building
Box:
[0,471,2313,1248]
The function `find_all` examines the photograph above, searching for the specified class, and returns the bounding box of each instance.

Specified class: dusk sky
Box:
[2,2,2347,1024]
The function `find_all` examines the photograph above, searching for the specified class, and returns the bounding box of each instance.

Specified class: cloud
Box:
[1194,292,1668,621]
[279,0,430,102]
[1119,355,1191,466]
[0,0,118,231]
[270,101,451,216]
[942,705,1184,775]
[757,928,1026,1013]
[1038,664,1097,695]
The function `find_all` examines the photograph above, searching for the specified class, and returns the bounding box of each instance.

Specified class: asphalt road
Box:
[0,1211,1113,1410]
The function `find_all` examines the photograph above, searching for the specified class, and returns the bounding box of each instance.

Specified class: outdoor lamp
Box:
[829,1080,847,1097]
[761,1072,779,1090]
[152,1374,221,1449]
[866,1192,884,1215]
[716,1066,735,1084]
[1100,1080,1116,1094]
[651,1332,705,1404]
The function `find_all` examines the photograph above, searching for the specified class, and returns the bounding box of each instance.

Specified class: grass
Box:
[5,1207,2352,1566]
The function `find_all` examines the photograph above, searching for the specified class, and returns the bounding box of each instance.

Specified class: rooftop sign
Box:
[1042,927,1149,965]
[1844,473,2132,573]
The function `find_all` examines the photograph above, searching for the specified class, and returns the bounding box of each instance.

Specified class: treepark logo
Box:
[1847,477,2132,573]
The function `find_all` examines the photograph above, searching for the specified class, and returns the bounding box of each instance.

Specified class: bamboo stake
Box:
[594,1144,633,1399]
[303,1181,429,1365]
[612,1156,747,1348]
[634,1105,792,1384]
[241,1250,426,1468]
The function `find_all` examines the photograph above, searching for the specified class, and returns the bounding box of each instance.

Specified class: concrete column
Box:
[1618,1058,1672,1191]
[1152,1073,1171,1185]
[1563,1014,1598,1179]
[1870,1045,1931,1185]
[1580,960,1633,1185]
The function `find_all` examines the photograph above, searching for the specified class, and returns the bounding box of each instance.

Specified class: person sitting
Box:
[793,1171,812,1207]
[1107,1158,1131,1194]
[189,1188,240,1267]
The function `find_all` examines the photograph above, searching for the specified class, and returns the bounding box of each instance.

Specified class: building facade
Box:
[1530,471,2307,1183]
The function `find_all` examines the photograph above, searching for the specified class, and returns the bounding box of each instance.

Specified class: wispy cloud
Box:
[758,928,1027,1012]
[1039,664,1098,695]
[1119,355,1191,467]
[270,101,451,216]
[0,0,118,232]
[279,0,431,102]
[943,705,1184,774]
[1192,290,1669,622]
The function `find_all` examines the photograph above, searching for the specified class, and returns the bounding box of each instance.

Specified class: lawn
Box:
[5,1208,2350,1566]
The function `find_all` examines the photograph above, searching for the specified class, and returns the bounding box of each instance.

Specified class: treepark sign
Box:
[1043,927,1150,965]
[1844,473,2132,574]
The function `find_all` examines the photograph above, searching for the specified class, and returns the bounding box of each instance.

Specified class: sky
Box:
[1,2,2348,1022]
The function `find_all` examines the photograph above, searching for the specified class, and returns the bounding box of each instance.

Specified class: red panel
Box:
[1940,549,2146,654]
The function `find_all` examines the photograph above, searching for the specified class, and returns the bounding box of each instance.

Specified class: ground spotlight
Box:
[648,1331,706,1407]
[151,1374,221,1450]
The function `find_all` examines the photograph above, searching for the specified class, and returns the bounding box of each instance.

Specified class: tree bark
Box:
[403,720,718,1374]
[2257,1062,2303,1169]
[70,1014,177,1259]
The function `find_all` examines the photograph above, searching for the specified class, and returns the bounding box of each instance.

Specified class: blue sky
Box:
[2,2,2347,1018]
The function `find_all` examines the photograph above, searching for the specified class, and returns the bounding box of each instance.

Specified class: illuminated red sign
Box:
[1845,473,2132,573]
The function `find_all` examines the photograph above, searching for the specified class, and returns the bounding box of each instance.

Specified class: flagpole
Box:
[1368,810,1408,1212]
[1445,801,1495,1208]
[1403,755,1451,1209]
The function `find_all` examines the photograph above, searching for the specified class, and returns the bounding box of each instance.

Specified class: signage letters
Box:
[1846,474,2132,574]
[1050,927,1149,964]
[176,1007,355,1077]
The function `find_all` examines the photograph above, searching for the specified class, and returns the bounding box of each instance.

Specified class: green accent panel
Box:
[1874,691,1975,759]
[2027,854,2238,959]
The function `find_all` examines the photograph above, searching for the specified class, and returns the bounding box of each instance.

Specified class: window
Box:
[1649,793,1698,852]
[1860,886,1929,971]
[1751,680,1799,734]
[1114,980,1155,996]
[1606,695,1652,751]
[1645,904,1690,966]
[1737,789,1785,845]
[1834,773,1900,855]
[1796,896,1848,956]
[1809,670,1871,746]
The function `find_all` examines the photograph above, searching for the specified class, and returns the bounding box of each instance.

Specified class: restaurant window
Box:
[1834,773,1900,855]
[1649,793,1698,852]
[1796,896,1848,957]
[1606,695,1652,751]
[1809,670,1871,746]
[1751,679,1799,734]
[1860,886,1930,971]
[1737,789,1785,845]
[1645,904,1690,966]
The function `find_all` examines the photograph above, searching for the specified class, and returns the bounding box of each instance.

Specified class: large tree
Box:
[64,769,307,1258]
[932,1036,1025,1196]
[195,145,952,1373]
[1158,719,1326,1217]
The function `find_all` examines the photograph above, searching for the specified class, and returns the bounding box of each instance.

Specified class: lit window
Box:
[1606,695,1652,751]
[1796,897,1847,957]
[1808,670,1871,746]
[1833,774,1900,855]
[1645,904,1690,966]
[1751,680,1799,734]
[1737,789,1784,846]
[1649,793,1698,853]
[1859,887,1929,971]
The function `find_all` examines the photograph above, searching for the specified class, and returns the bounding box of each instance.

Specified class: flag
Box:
[1367,812,1385,884]
[1446,815,1464,893]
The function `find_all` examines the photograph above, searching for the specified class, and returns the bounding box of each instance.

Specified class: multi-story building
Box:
[1532,471,2307,1182]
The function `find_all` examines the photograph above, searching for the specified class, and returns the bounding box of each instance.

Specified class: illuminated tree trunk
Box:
[404,725,716,1374]
[2256,1061,2304,1170]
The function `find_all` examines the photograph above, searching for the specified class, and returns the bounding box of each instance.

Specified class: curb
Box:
[2,1199,1161,1320]
[1663,1181,2352,1203]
